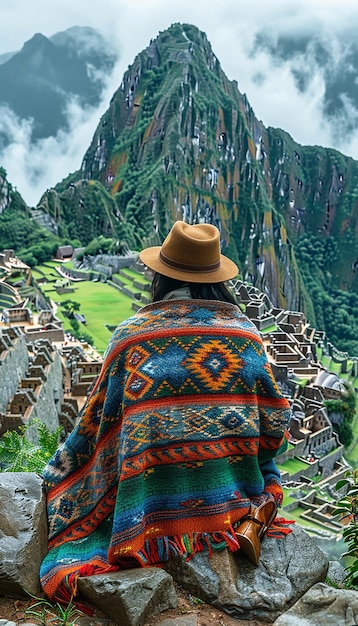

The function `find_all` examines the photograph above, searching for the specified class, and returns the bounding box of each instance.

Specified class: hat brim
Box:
[139,246,238,283]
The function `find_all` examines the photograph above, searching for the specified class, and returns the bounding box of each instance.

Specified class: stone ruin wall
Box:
[0,332,63,442]
[0,331,28,413]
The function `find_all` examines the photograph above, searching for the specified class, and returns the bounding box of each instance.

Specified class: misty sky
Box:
[2,0,358,206]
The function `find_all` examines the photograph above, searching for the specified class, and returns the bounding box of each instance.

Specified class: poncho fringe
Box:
[43,520,294,605]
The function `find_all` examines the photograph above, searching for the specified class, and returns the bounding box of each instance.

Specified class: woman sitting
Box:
[40,221,291,603]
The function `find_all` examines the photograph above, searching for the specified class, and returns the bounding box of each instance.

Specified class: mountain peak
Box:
[21,32,54,53]
[50,25,117,60]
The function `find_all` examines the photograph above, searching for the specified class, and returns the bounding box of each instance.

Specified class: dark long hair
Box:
[150,272,238,306]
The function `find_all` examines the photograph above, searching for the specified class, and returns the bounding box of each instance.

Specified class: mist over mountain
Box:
[251,29,358,151]
[0,26,120,206]
[0,26,117,147]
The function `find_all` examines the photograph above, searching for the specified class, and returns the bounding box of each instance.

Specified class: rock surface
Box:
[0,472,47,596]
[164,525,329,622]
[273,582,358,625]
[78,569,177,626]
[327,559,347,587]
[1,472,358,626]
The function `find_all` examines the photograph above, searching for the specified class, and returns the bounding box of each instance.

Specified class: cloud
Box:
[0,62,121,206]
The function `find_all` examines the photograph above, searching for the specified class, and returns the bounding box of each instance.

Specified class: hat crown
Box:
[139,220,238,283]
[160,221,220,272]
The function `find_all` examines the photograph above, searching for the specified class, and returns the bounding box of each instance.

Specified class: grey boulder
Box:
[164,524,329,622]
[78,567,177,626]
[273,581,358,625]
[0,472,47,596]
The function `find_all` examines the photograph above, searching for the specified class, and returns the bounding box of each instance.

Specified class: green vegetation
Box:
[344,394,358,468]
[260,323,278,335]
[0,420,61,474]
[335,469,358,589]
[325,386,356,447]
[282,506,315,529]
[295,233,358,356]
[0,209,61,267]
[75,235,120,260]
[120,267,150,284]
[347,441,358,469]
[282,487,299,506]
[276,457,309,475]
[25,593,81,626]
[34,264,138,351]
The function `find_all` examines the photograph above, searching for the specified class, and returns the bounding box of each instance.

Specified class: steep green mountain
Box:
[6,23,358,354]
[0,27,117,146]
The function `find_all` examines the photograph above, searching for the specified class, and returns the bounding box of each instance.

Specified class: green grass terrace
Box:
[33,263,149,353]
[276,457,310,476]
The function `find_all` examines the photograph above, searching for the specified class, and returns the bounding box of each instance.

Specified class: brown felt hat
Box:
[139,221,238,283]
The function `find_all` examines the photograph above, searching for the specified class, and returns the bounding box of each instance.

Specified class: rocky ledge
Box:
[0,472,356,626]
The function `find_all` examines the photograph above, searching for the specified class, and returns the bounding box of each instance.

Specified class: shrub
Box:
[0,420,61,474]
[335,468,358,589]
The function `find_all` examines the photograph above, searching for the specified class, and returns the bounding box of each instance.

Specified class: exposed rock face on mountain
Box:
[0,26,117,145]
[0,168,27,215]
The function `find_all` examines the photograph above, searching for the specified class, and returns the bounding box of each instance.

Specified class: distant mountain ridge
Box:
[1,23,358,355]
[0,51,16,64]
[0,26,117,146]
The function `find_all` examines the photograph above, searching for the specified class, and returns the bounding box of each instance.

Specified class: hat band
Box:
[159,250,221,273]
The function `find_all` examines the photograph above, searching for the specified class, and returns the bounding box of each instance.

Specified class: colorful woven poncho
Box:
[40,300,291,603]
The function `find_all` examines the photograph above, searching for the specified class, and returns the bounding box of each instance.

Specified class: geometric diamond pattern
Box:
[126,345,154,400]
[126,370,153,400]
[185,338,243,391]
